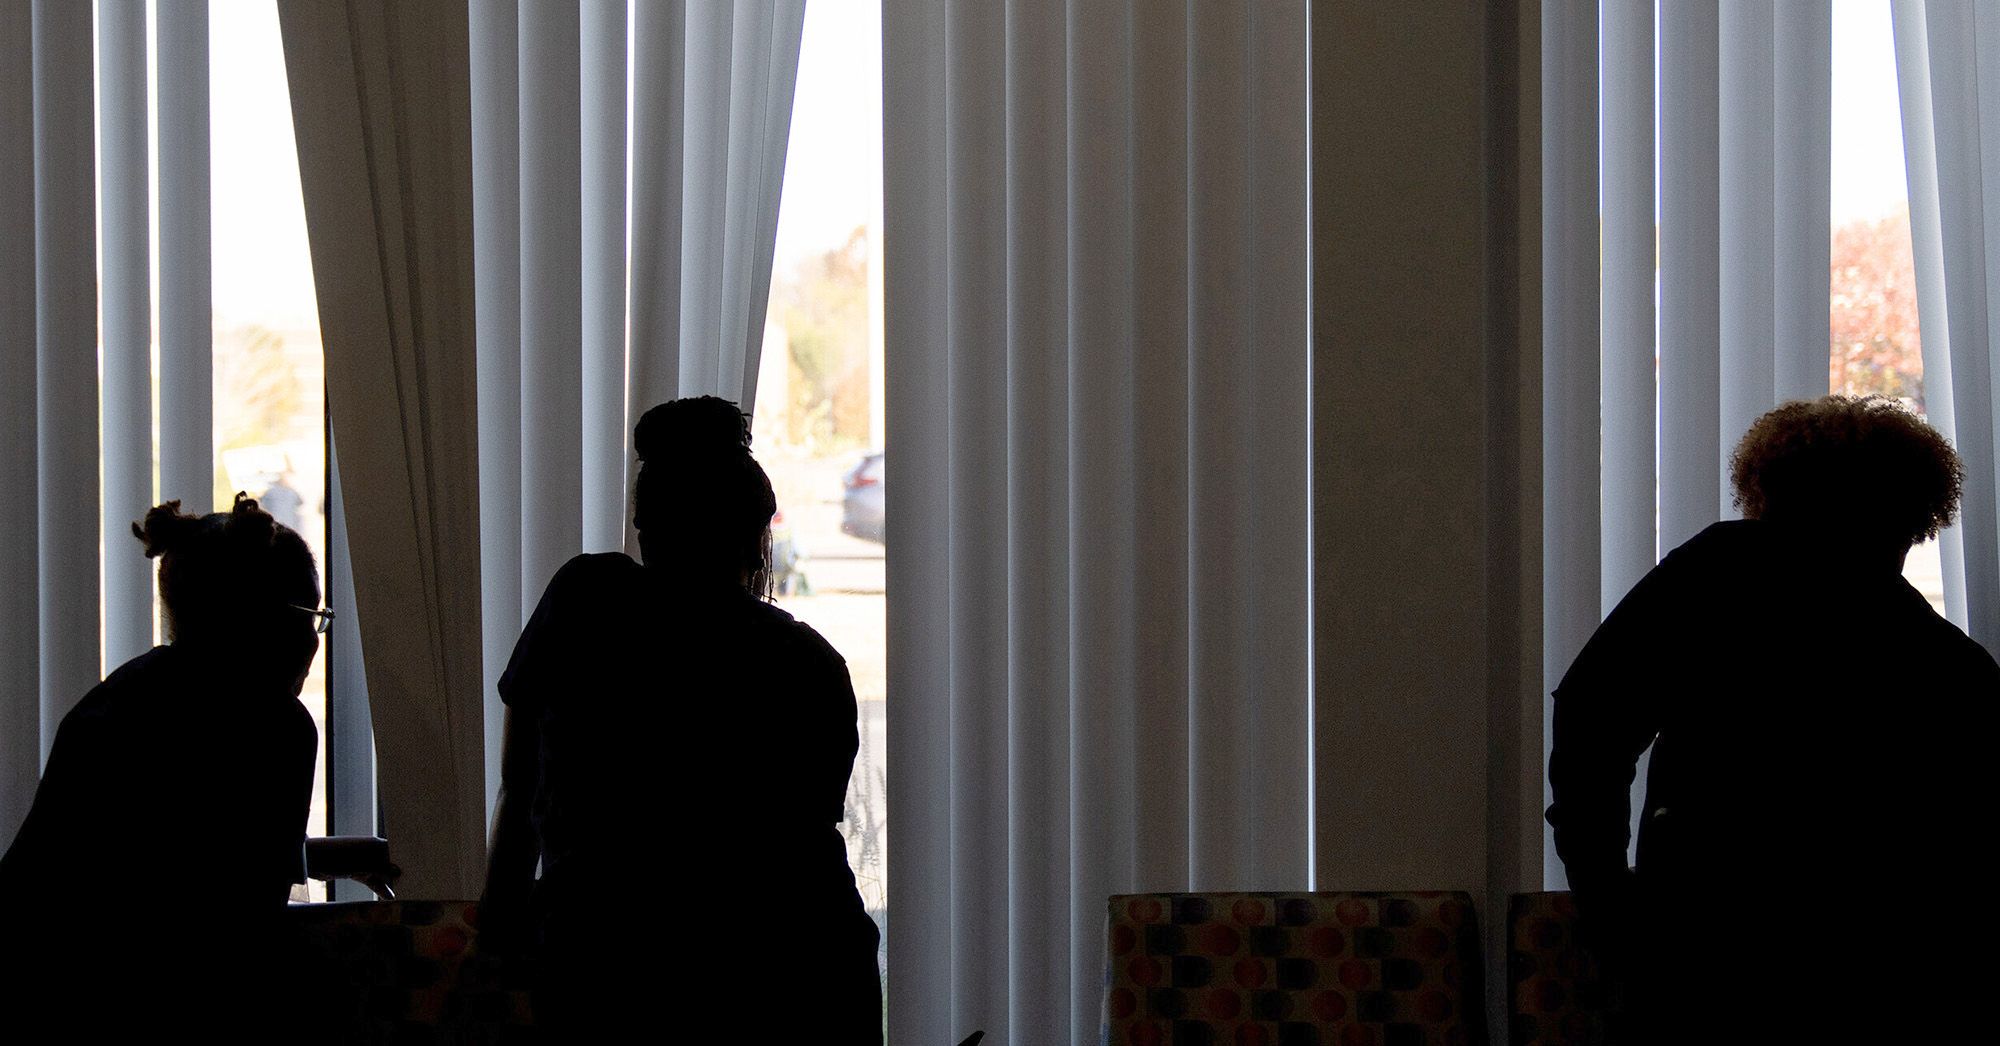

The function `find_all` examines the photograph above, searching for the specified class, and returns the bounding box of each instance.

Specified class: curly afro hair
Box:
[1729,395,1963,549]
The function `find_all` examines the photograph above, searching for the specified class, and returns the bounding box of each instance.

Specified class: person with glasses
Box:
[482,396,881,1042]
[0,493,393,1031]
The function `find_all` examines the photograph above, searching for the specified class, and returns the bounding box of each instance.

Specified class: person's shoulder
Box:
[543,551,643,604]
[747,599,847,667]
[72,646,174,718]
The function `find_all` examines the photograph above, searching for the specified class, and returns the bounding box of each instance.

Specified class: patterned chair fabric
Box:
[1104,892,1489,1046]
[1505,892,1614,1046]
[286,900,535,1043]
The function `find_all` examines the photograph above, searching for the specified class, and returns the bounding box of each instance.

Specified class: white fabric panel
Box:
[517,0,582,616]
[1600,0,1653,608]
[1658,0,1723,553]
[1,0,38,847]
[1918,0,2000,655]
[277,0,487,897]
[98,0,151,666]
[470,0,520,819]
[1893,0,1970,628]
[35,0,99,754]
[157,0,211,515]
[1541,0,1597,891]
[885,0,1310,1039]
[581,0,626,554]
[1774,2,1833,405]
[1719,1,1776,514]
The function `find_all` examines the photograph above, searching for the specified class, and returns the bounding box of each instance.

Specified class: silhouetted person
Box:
[0,496,335,1031]
[1547,395,1999,1042]
[483,397,881,1042]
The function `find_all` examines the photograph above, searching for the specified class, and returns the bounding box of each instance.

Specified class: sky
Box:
[201,0,1901,331]
[1830,0,1911,226]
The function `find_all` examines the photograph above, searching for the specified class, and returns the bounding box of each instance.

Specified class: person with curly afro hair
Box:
[1546,395,1998,1042]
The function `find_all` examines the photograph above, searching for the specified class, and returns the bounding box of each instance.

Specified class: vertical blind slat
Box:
[581,0,626,555]
[1893,0,1971,628]
[98,0,151,666]
[35,0,99,755]
[1002,0,1072,1037]
[1062,4,1137,1038]
[1718,0,1777,514]
[942,0,1012,1035]
[1600,0,1655,607]
[677,3,732,396]
[470,0,521,814]
[734,1,805,410]
[157,0,211,515]
[1923,1,2000,652]
[1241,0,1311,888]
[1774,2,1834,404]
[881,0,952,1038]
[1658,0,1723,553]
[1,0,38,846]
[1540,0,1598,890]
[626,0,685,556]
[517,0,582,614]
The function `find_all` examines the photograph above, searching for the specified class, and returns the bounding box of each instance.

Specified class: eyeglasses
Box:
[289,604,337,635]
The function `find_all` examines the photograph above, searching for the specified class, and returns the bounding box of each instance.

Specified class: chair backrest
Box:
[1505,892,1613,1046]
[1104,891,1488,1046]
[286,900,533,1039]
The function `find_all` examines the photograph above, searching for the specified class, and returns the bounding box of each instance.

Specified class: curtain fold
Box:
[277,0,487,899]
[0,0,37,850]
[1897,0,2000,655]
[885,1,1311,1042]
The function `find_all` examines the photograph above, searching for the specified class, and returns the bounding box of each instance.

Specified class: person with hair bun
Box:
[1546,395,1999,1041]
[0,494,391,1030]
[483,396,880,1041]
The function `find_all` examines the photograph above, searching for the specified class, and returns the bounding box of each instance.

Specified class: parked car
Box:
[841,451,884,544]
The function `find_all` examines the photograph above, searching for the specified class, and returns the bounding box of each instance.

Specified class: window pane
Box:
[755,0,887,1014]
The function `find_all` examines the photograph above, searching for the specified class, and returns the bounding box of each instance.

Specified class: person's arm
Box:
[482,705,541,909]
[305,836,399,899]
[1545,541,1694,919]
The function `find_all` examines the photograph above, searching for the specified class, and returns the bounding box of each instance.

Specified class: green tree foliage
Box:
[774,226,871,450]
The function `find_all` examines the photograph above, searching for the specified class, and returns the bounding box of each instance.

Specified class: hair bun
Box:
[633,396,752,463]
[132,501,198,559]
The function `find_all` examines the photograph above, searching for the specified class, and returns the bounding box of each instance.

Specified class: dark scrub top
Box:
[502,553,880,1041]
[1547,519,1999,1040]
[0,644,317,1027]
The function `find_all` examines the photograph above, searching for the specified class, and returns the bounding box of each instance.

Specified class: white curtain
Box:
[884,2,1311,1043]
[1542,0,1833,888]
[1,0,215,853]
[1894,0,1998,653]
[472,0,805,812]
[278,0,489,899]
